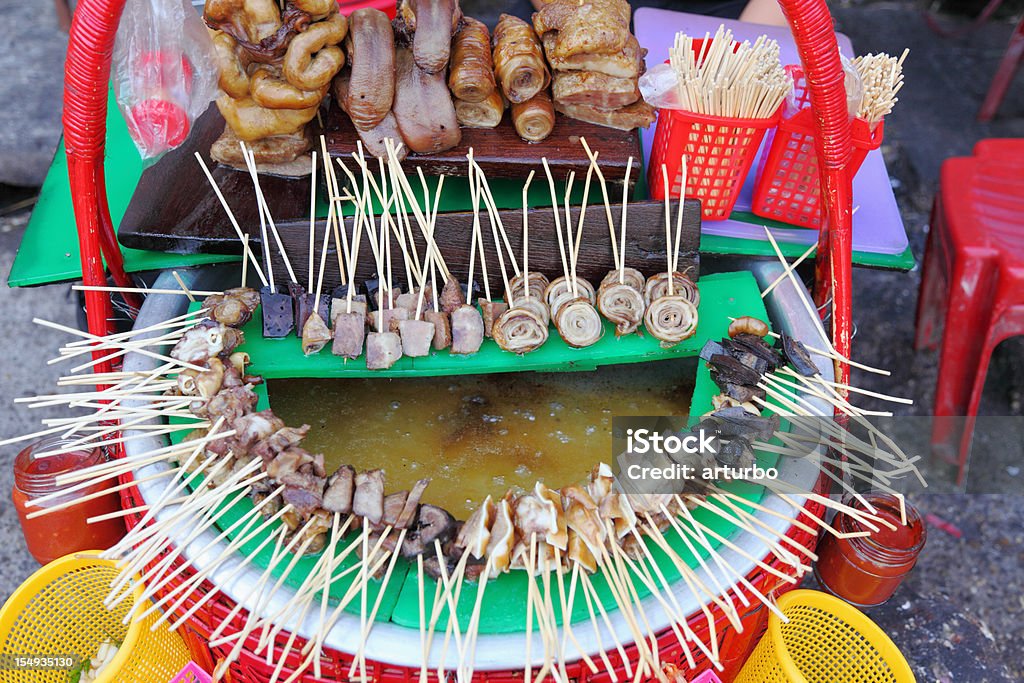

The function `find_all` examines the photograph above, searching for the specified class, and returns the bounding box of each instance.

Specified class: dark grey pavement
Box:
[1,0,1023,680]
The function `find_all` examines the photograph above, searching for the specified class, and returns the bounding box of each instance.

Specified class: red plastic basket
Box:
[647,44,784,221]
[752,66,884,229]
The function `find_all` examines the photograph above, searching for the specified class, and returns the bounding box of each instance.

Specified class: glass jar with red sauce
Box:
[12,438,127,565]
[814,493,926,607]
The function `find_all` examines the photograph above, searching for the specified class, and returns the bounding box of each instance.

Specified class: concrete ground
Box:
[1,0,1023,680]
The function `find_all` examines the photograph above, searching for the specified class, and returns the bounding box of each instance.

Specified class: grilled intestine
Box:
[493,14,550,107]
[204,0,347,174]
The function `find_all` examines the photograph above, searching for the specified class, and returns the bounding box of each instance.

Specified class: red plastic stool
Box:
[915,146,1024,485]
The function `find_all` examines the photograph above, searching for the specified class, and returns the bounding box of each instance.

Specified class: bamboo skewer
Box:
[662,167,675,297]
[72,285,223,297]
[541,158,572,293]
[33,318,208,373]
[760,242,816,299]
[580,139,619,271]
[242,144,298,285]
[564,172,579,298]
[194,152,268,287]
[619,157,634,282]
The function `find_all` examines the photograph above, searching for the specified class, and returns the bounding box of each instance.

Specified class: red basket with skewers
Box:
[646,41,784,221]
[65,0,857,678]
[751,66,884,230]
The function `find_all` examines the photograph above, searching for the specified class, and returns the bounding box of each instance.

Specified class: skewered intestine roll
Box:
[545,276,596,321]
[509,271,549,298]
[600,267,645,293]
[555,298,603,348]
[644,295,698,348]
[597,281,645,336]
[644,271,700,308]
[492,306,548,354]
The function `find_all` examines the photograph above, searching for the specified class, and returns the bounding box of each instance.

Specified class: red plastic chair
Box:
[63,0,855,679]
[914,144,1024,485]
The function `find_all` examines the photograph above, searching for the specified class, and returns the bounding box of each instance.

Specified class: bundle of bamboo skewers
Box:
[668,25,792,120]
[852,49,908,126]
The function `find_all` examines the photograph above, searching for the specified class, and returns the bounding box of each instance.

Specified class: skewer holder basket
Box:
[647,43,783,221]
[751,66,884,229]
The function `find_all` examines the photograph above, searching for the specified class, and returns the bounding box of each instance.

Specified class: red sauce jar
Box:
[11,438,127,565]
[814,493,925,607]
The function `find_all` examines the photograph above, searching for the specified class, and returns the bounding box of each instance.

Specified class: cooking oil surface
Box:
[269,360,694,514]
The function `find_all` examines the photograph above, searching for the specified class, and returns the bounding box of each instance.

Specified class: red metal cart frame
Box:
[61,0,854,678]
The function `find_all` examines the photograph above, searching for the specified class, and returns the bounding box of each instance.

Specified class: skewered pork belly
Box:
[450,304,484,355]
[644,271,700,307]
[509,271,549,302]
[398,318,436,357]
[492,306,548,354]
[478,299,509,338]
[424,309,452,349]
[492,14,549,104]
[366,331,403,369]
[332,311,366,359]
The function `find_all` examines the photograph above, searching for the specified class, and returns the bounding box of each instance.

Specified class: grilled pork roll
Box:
[511,90,555,142]
[600,267,645,293]
[492,306,549,354]
[449,17,496,102]
[597,282,645,337]
[555,298,603,348]
[456,90,505,128]
[644,271,700,307]
[545,275,596,321]
[644,295,698,348]
[492,14,549,105]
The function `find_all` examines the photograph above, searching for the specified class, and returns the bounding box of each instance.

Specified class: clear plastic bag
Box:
[113,0,219,159]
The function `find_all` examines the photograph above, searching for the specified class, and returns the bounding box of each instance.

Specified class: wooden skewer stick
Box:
[61,309,207,351]
[472,161,521,278]
[602,534,664,682]
[320,137,349,288]
[26,467,179,520]
[760,242,816,299]
[242,233,251,288]
[579,138,619,272]
[72,285,223,297]
[242,143,298,284]
[522,171,535,301]
[578,567,633,678]
[573,561,619,681]
[171,271,196,303]
[688,495,810,571]
[471,160,514,304]
[541,158,571,291]
[469,151,492,302]
[194,152,268,287]
[573,161,596,289]
[552,547,597,674]
[384,139,452,281]
[563,172,579,298]
[662,166,675,297]
[619,157,634,282]
[308,152,318,292]
[524,534,537,683]
[348,528,409,679]
[673,156,687,274]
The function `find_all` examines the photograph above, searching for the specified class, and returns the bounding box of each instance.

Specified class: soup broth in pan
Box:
[269,359,694,514]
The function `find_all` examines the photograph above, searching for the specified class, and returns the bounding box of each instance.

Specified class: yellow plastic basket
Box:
[734,589,915,683]
[0,552,192,683]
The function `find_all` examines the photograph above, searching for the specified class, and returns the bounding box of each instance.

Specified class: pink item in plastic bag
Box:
[169,661,212,683]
